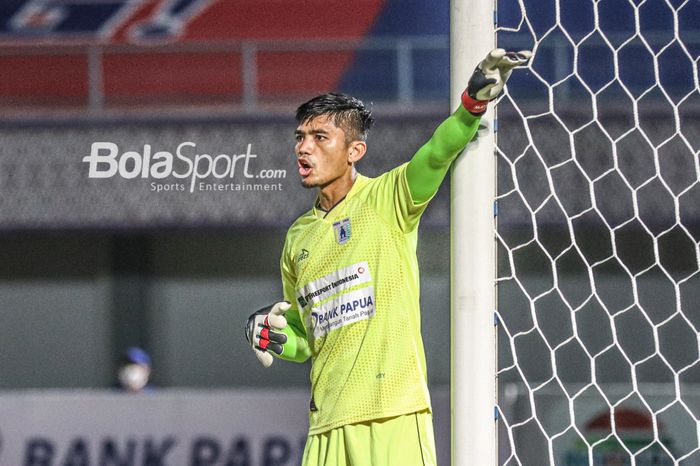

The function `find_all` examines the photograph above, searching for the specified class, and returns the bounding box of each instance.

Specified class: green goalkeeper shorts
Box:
[301,410,437,466]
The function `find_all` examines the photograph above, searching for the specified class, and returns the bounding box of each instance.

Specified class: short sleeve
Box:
[278,234,310,349]
[366,162,437,233]
[280,234,300,309]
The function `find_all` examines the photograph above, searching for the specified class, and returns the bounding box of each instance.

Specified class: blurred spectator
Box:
[116,347,153,393]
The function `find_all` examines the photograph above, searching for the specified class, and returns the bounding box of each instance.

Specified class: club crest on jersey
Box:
[333,218,351,245]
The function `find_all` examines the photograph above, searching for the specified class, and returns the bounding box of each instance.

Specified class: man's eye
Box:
[316,135,325,141]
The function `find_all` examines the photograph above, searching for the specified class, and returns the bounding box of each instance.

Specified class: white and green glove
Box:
[462,48,532,115]
[245,301,290,367]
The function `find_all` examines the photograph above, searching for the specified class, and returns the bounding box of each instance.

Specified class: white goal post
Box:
[451,0,497,465]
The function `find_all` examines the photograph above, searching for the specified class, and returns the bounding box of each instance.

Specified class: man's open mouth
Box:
[298,159,313,177]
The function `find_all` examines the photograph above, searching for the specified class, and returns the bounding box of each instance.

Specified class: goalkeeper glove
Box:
[245,301,290,368]
[462,48,532,115]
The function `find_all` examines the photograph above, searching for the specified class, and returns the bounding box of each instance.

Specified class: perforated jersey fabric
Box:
[280,162,435,435]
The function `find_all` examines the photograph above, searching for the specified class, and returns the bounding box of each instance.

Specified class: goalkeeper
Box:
[245,49,530,466]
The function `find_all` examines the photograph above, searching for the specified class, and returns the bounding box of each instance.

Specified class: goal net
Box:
[494,0,699,464]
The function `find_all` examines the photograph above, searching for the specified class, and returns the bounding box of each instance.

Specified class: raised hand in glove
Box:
[462,48,532,115]
[245,301,290,368]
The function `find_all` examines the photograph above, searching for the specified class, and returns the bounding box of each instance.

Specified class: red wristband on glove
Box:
[461,90,488,115]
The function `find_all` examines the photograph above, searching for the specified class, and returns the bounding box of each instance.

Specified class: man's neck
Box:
[317,169,357,211]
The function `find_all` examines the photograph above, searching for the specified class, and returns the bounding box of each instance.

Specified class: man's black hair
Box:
[296,93,374,143]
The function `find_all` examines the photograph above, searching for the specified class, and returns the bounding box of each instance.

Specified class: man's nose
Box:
[297,136,313,155]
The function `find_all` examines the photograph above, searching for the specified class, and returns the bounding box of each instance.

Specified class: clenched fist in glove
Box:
[245,301,290,367]
[462,48,532,115]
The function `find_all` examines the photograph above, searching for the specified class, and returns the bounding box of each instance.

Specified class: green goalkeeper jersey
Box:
[281,162,433,434]
[277,105,481,434]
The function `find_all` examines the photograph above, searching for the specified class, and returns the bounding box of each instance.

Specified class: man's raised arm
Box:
[406,48,531,203]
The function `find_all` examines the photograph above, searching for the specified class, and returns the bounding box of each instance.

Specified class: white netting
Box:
[495,0,699,464]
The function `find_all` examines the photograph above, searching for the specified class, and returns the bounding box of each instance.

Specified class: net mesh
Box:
[495,0,699,464]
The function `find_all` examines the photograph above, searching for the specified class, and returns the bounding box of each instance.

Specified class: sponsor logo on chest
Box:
[296,262,371,309]
[309,286,376,338]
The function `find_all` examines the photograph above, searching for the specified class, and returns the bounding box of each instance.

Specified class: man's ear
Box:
[348,141,367,164]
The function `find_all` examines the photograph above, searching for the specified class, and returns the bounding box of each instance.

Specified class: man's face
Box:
[295,115,352,189]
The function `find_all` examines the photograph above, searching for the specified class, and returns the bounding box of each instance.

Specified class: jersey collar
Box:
[312,173,369,220]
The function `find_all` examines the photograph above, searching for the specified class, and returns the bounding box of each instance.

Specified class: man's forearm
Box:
[278,318,311,363]
[405,106,481,203]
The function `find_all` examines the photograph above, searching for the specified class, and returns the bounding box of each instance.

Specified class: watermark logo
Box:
[82,142,286,193]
